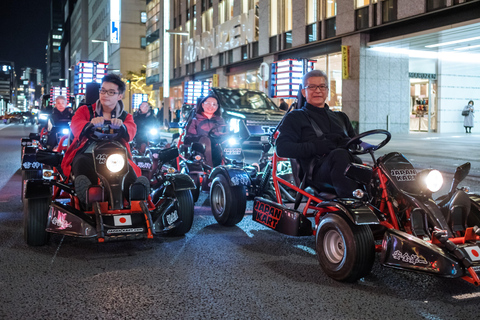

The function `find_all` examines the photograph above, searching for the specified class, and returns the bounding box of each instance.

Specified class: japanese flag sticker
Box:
[464,246,480,261]
[114,215,132,226]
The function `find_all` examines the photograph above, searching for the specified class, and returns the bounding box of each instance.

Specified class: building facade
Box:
[146,0,480,133]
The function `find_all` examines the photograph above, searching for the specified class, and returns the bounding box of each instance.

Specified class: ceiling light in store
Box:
[425,36,480,48]
[454,44,480,51]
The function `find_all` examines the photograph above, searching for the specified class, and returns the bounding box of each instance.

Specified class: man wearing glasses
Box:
[276,70,362,198]
[61,74,142,206]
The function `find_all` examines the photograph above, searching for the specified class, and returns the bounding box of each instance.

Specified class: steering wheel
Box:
[83,120,120,142]
[345,129,391,155]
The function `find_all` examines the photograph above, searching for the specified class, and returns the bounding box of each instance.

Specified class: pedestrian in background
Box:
[463,100,474,133]
[279,98,289,111]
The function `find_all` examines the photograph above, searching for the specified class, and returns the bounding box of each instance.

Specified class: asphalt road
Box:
[1,123,480,320]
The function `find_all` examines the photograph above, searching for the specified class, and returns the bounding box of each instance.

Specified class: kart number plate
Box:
[224,148,242,156]
[166,210,179,225]
[463,245,480,261]
[261,135,269,142]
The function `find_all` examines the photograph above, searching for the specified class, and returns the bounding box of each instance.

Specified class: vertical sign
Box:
[212,74,219,87]
[110,0,121,44]
[342,45,350,79]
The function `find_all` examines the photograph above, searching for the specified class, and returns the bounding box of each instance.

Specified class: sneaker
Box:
[75,175,91,207]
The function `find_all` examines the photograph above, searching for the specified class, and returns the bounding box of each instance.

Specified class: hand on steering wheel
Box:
[345,129,391,155]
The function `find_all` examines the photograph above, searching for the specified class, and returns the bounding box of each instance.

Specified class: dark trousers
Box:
[312,149,361,198]
[72,152,138,197]
[197,136,222,167]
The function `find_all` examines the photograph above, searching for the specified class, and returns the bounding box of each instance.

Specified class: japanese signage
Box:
[269,59,316,98]
[74,61,109,96]
[184,81,211,105]
[342,45,350,79]
[110,0,120,44]
[49,87,69,107]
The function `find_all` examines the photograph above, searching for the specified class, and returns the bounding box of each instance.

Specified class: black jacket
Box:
[276,103,356,171]
[133,109,158,140]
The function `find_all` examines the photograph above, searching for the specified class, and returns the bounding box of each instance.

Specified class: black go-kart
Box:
[245,129,480,285]
[22,121,195,246]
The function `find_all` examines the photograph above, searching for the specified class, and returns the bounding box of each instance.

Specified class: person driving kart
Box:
[61,74,143,206]
[45,95,73,150]
[276,70,371,198]
[133,101,158,154]
[184,95,226,168]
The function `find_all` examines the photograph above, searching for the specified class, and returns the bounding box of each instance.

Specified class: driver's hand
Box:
[110,118,123,129]
[91,116,105,127]
[359,141,375,151]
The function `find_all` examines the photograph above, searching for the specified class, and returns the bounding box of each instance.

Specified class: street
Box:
[1,123,480,320]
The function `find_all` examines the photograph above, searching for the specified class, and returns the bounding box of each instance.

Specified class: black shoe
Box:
[75,175,91,208]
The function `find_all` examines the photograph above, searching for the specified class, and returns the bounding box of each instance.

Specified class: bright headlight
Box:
[228,137,238,146]
[149,128,158,135]
[39,114,48,120]
[425,170,443,193]
[62,128,69,135]
[106,154,125,173]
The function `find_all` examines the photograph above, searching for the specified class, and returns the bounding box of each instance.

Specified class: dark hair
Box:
[102,74,126,94]
[302,70,328,87]
[196,94,221,117]
[468,100,474,106]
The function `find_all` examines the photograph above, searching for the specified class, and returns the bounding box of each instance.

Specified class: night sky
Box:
[0,0,51,76]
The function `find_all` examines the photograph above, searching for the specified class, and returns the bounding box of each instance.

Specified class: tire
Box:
[168,190,194,236]
[191,174,201,203]
[24,197,51,246]
[21,170,42,202]
[210,174,246,226]
[316,213,375,282]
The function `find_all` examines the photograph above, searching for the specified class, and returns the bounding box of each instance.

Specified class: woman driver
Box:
[184,95,226,168]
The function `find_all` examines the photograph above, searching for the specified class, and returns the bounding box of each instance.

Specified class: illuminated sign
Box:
[74,61,109,96]
[50,87,70,107]
[342,45,350,79]
[110,0,120,44]
[269,59,316,98]
[132,93,148,110]
[183,81,211,105]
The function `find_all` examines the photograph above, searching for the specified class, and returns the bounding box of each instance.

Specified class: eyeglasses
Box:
[305,85,329,91]
[203,102,218,107]
[99,89,120,96]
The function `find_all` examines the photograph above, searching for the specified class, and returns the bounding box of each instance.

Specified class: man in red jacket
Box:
[61,74,142,206]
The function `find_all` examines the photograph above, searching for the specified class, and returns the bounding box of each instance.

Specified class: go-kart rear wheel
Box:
[210,174,246,226]
[316,213,375,282]
[24,197,51,246]
[168,190,194,236]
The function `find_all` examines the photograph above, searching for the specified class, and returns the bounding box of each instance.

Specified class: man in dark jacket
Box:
[276,70,366,198]
[133,101,158,154]
[45,95,73,150]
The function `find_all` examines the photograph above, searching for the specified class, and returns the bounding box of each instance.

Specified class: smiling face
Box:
[139,102,149,113]
[202,97,219,118]
[55,97,66,112]
[99,81,124,112]
[301,76,329,108]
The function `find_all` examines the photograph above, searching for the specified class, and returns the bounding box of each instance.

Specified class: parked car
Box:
[2,112,23,124]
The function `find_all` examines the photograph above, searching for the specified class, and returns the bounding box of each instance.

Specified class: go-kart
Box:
[248,129,480,285]
[23,121,195,246]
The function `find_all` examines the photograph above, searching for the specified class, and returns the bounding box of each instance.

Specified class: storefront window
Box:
[146,40,160,80]
[311,53,342,110]
[242,0,255,14]
[201,8,213,32]
[219,0,234,24]
[228,70,259,90]
[283,0,292,32]
[306,0,319,24]
[270,0,278,36]
[355,0,370,8]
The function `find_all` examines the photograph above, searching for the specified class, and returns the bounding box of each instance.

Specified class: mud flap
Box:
[252,197,312,236]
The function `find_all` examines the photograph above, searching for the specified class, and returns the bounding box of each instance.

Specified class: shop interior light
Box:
[455,44,480,51]
[277,85,291,91]
[425,36,480,48]
[277,60,291,67]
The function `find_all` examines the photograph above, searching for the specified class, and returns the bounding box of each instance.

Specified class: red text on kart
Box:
[253,129,480,286]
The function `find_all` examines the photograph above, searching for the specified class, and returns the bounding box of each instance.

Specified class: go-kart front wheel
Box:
[210,174,246,226]
[316,213,375,282]
[168,190,195,236]
[24,197,51,246]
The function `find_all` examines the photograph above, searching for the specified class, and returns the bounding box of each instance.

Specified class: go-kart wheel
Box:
[345,129,391,155]
[21,170,42,202]
[210,174,246,226]
[316,213,375,282]
[191,175,201,203]
[168,190,194,236]
[23,197,51,246]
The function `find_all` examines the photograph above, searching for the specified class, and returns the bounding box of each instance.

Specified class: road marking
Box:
[0,125,13,131]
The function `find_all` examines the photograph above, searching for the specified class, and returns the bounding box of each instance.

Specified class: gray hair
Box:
[56,95,67,102]
[302,70,328,87]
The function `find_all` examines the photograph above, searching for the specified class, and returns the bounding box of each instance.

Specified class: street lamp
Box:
[91,39,109,63]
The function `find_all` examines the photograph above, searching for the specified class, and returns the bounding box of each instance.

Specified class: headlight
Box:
[149,128,158,135]
[229,118,240,133]
[419,169,443,193]
[62,128,69,135]
[39,114,48,120]
[106,154,125,173]
[228,137,238,146]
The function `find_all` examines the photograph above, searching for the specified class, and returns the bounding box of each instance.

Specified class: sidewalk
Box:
[358,131,480,179]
